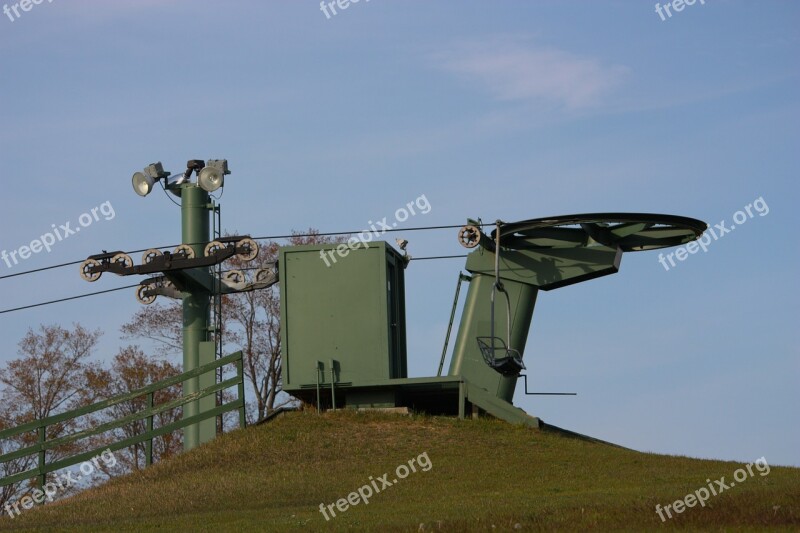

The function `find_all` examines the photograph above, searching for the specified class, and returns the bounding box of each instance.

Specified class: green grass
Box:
[3,410,799,532]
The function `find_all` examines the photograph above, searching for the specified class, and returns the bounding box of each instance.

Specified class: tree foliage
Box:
[82,347,182,473]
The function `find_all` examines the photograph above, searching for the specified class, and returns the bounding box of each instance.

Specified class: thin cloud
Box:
[436,39,630,110]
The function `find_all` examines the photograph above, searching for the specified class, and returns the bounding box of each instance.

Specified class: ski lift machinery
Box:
[278,213,707,428]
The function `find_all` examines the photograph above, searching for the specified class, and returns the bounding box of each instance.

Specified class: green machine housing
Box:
[280,242,413,409]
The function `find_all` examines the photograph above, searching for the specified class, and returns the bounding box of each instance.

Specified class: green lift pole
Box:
[80,159,254,453]
[180,184,216,450]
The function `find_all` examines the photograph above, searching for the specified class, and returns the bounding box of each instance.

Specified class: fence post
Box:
[237,356,247,429]
[330,359,336,411]
[37,425,46,493]
[146,392,154,467]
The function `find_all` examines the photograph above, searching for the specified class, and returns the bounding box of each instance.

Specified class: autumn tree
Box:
[83,347,183,472]
[0,324,104,507]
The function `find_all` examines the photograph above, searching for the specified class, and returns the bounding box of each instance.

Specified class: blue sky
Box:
[0,1,797,467]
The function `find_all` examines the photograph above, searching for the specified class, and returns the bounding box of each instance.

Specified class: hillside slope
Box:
[4,411,799,532]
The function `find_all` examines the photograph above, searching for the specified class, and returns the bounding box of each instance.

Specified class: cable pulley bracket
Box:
[457,221,495,252]
[135,276,182,304]
[79,236,259,282]
[220,265,279,294]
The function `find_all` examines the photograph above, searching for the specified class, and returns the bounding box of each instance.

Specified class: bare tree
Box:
[121,304,182,358]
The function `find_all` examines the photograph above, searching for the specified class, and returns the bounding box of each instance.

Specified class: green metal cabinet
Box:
[280,242,407,397]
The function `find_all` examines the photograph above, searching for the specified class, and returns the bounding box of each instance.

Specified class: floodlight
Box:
[198,166,224,192]
[132,171,156,197]
[198,159,229,192]
[132,162,170,197]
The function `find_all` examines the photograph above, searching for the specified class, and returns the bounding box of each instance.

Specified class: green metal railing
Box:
[0,351,246,490]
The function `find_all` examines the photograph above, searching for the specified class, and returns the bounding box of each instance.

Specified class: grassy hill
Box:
[3,410,799,532]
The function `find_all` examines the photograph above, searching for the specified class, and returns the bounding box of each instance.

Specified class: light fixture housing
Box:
[132,172,155,197]
[132,162,170,197]
[198,159,230,192]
